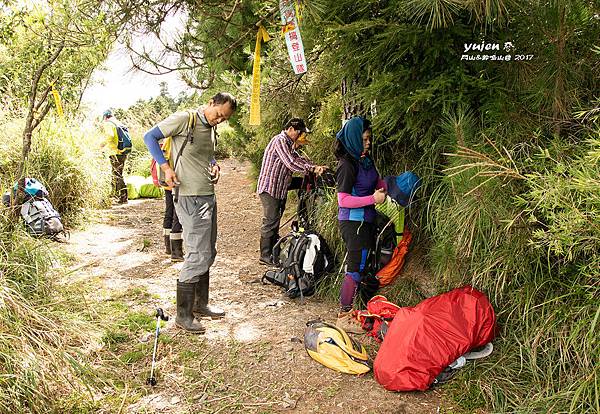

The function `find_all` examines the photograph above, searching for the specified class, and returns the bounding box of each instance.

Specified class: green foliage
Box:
[0,110,117,411]
[424,128,599,412]
[0,211,98,412]
[0,0,121,407]
[118,311,155,333]
[119,348,147,364]
[0,208,52,298]
[215,122,248,158]
[519,139,600,263]
[29,119,111,222]
[0,0,597,411]
[0,0,115,115]
[0,114,112,225]
[204,0,600,411]
[101,330,129,349]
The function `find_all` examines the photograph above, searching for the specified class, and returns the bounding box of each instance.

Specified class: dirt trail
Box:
[63,158,445,413]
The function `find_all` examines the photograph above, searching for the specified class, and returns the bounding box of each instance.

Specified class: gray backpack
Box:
[20,197,65,238]
[3,179,66,240]
[262,225,334,301]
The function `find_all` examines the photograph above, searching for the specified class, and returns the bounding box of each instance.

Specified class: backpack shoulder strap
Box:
[187,110,197,143]
[212,125,218,152]
[290,233,310,271]
[172,110,197,202]
[107,119,121,132]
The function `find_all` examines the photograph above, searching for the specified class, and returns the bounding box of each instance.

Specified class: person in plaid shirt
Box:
[257,118,327,265]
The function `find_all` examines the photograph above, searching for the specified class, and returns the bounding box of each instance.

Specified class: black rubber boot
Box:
[193,272,225,318]
[164,235,171,255]
[259,236,273,265]
[175,281,205,333]
[170,239,184,262]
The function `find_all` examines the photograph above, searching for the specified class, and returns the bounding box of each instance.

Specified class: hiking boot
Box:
[259,236,274,266]
[170,239,184,262]
[335,311,363,334]
[259,256,275,266]
[164,235,171,255]
[193,272,225,318]
[175,281,205,334]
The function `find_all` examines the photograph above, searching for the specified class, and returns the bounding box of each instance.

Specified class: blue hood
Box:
[336,117,373,169]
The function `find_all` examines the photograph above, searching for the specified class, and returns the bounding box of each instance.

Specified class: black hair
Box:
[211,92,237,111]
[284,117,307,131]
[363,118,372,132]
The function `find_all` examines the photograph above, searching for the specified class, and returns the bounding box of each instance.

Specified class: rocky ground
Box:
[62,158,448,413]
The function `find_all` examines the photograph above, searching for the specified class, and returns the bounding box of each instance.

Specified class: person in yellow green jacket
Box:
[101,109,131,203]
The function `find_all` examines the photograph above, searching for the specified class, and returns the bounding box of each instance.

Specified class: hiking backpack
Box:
[262,224,334,301]
[372,195,415,287]
[109,120,132,155]
[373,286,496,391]
[353,293,494,387]
[150,111,208,196]
[383,171,421,207]
[20,198,65,238]
[10,178,66,239]
[304,320,371,375]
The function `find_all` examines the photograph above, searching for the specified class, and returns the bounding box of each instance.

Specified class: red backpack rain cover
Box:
[374,285,496,391]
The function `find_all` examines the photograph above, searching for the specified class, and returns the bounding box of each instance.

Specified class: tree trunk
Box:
[341,77,366,121]
[18,43,65,178]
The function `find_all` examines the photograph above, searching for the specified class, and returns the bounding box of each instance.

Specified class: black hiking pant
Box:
[259,192,287,241]
[164,189,183,234]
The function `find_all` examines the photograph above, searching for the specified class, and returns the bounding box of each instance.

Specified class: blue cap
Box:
[102,109,113,118]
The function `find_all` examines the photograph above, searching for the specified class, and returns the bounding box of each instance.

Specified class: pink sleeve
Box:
[377,177,387,190]
[338,192,376,208]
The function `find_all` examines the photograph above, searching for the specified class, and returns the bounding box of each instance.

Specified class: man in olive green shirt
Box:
[144,92,237,333]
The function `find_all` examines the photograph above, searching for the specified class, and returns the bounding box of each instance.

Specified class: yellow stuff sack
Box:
[304,320,370,375]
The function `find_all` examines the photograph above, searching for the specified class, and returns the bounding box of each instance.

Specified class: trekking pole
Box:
[278,211,299,231]
[147,308,169,386]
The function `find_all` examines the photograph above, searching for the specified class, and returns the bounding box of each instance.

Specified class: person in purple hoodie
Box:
[334,116,387,332]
